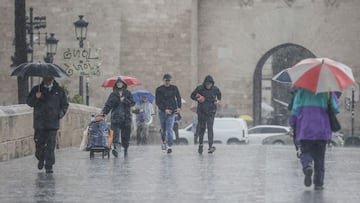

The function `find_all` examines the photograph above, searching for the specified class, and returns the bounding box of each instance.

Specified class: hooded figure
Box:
[190,75,221,154]
[102,77,135,157]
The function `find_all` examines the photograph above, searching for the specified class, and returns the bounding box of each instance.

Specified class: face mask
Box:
[44,83,53,89]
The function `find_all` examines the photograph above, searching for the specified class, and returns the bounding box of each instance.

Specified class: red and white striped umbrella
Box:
[287,58,355,93]
[101,75,141,87]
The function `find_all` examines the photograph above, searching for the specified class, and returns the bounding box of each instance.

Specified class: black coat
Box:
[26,80,69,130]
[102,78,135,123]
[190,75,221,115]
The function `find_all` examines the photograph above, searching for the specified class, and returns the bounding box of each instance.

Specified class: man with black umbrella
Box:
[27,76,69,173]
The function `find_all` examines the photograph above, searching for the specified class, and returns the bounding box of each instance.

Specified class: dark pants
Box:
[194,123,199,144]
[111,121,131,150]
[197,112,215,148]
[34,129,57,169]
[300,140,327,187]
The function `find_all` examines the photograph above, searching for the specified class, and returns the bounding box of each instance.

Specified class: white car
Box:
[247,125,291,145]
[176,117,249,145]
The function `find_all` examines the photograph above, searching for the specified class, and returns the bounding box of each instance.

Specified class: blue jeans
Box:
[300,140,327,187]
[158,111,175,147]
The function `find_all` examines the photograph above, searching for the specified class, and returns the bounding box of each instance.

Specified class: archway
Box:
[252,43,316,125]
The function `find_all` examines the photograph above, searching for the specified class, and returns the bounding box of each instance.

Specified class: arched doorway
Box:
[252,43,316,125]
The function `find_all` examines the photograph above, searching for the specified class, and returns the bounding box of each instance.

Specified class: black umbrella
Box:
[10,62,70,78]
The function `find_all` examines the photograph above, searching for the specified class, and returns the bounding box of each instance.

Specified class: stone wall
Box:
[198,0,360,117]
[0,103,101,162]
[1,0,360,129]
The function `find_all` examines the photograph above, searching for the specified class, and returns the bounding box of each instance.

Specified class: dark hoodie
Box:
[102,77,135,123]
[190,75,222,115]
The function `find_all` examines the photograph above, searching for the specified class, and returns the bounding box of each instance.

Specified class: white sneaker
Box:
[161,143,167,152]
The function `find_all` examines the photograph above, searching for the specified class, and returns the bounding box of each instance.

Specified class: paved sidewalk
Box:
[1,145,360,202]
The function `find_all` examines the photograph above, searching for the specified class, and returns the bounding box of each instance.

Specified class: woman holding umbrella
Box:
[286,58,355,190]
[133,94,154,145]
[101,77,135,157]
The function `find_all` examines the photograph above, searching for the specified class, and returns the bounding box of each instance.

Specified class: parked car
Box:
[341,130,360,147]
[176,117,248,145]
[261,131,344,147]
[248,125,291,145]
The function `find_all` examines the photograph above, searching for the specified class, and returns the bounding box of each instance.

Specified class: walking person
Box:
[133,94,154,145]
[289,88,339,190]
[155,73,182,153]
[191,75,221,154]
[26,76,69,173]
[101,77,135,157]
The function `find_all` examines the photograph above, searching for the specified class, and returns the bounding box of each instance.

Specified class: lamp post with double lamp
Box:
[43,33,59,63]
[73,15,89,105]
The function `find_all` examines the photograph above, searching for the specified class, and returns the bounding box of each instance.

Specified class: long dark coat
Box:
[26,80,69,130]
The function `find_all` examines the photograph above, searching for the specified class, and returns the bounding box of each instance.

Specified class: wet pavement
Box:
[1,145,360,203]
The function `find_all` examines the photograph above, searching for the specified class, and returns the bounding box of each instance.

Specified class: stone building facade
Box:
[1,0,360,130]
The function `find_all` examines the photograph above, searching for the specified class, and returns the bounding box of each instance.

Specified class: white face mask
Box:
[44,83,53,89]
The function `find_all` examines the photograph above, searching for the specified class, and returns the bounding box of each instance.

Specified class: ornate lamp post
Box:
[73,15,89,105]
[73,15,88,48]
[44,33,58,63]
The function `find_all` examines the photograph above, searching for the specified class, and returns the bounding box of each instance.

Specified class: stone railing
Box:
[0,103,165,162]
[0,104,101,162]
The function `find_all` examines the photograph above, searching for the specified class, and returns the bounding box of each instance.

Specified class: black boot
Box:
[124,148,128,157]
[198,144,203,154]
[208,146,216,154]
[38,160,44,170]
[45,165,53,174]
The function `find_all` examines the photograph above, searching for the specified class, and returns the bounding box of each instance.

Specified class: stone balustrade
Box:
[0,104,101,162]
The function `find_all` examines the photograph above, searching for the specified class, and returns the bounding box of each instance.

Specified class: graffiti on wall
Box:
[60,48,102,76]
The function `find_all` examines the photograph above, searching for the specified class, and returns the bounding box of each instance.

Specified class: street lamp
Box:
[73,15,89,105]
[73,15,88,48]
[44,33,58,63]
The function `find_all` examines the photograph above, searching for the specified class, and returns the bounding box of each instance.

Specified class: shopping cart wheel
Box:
[90,150,95,159]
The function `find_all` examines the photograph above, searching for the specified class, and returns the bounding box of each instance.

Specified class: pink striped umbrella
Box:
[286,58,355,93]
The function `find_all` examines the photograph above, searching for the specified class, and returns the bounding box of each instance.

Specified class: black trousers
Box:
[34,129,57,169]
[300,140,327,187]
[173,122,179,140]
[197,112,215,148]
[111,121,131,150]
